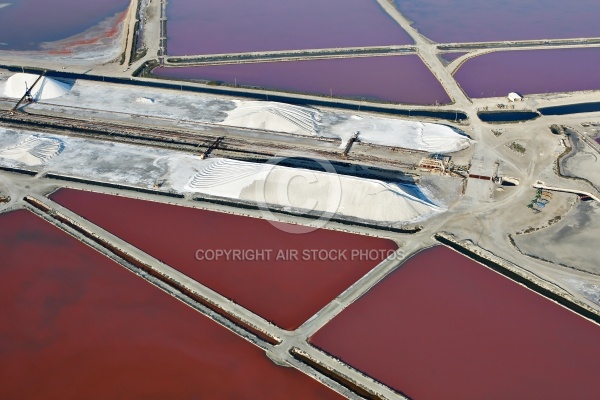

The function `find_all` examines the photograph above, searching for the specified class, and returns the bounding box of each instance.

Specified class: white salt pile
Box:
[136,97,155,104]
[186,158,441,224]
[0,135,63,166]
[219,101,321,136]
[219,100,471,153]
[3,73,71,100]
[330,116,472,153]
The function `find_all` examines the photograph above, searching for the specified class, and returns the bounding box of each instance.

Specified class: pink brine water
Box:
[166,0,412,55]
[50,188,398,330]
[311,246,600,399]
[0,210,342,399]
[154,55,451,105]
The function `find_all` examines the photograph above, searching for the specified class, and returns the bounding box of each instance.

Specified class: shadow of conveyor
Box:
[269,156,417,183]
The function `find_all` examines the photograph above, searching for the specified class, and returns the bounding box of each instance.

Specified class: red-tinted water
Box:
[44,11,127,55]
[50,189,398,330]
[154,56,451,105]
[166,0,412,56]
[394,0,600,43]
[0,0,129,51]
[454,48,600,98]
[0,209,342,399]
[311,246,600,400]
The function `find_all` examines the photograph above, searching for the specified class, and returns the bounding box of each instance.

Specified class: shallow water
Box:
[394,0,600,43]
[311,246,600,399]
[454,48,600,98]
[0,0,129,51]
[0,209,342,399]
[50,188,398,330]
[166,0,412,56]
[154,55,451,105]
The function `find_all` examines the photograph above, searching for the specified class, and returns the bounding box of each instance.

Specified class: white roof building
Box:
[508,92,523,102]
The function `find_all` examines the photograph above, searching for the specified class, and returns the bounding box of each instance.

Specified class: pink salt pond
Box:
[154,55,451,105]
[0,209,342,399]
[50,188,398,330]
[455,48,600,98]
[166,0,412,56]
[311,246,600,399]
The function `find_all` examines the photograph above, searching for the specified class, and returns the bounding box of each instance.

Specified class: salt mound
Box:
[219,99,470,153]
[219,101,321,136]
[3,73,71,100]
[331,117,472,153]
[136,97,155,104]
[0,135,64,166]
[186,158,441,224]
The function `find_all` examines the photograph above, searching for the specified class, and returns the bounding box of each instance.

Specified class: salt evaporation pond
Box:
[455,48,600,98]
[0,210,341,399]
[50,189,398,330]
[393,0,600,43]
[154,55,451,105]
[166,0,412,56]
[0,0,130,51]
[311,246,600,399]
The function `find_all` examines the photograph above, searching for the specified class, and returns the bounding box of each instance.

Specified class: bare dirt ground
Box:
[513,200,600,279]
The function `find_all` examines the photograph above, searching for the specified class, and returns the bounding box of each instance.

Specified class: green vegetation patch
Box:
[508,141,526,154]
